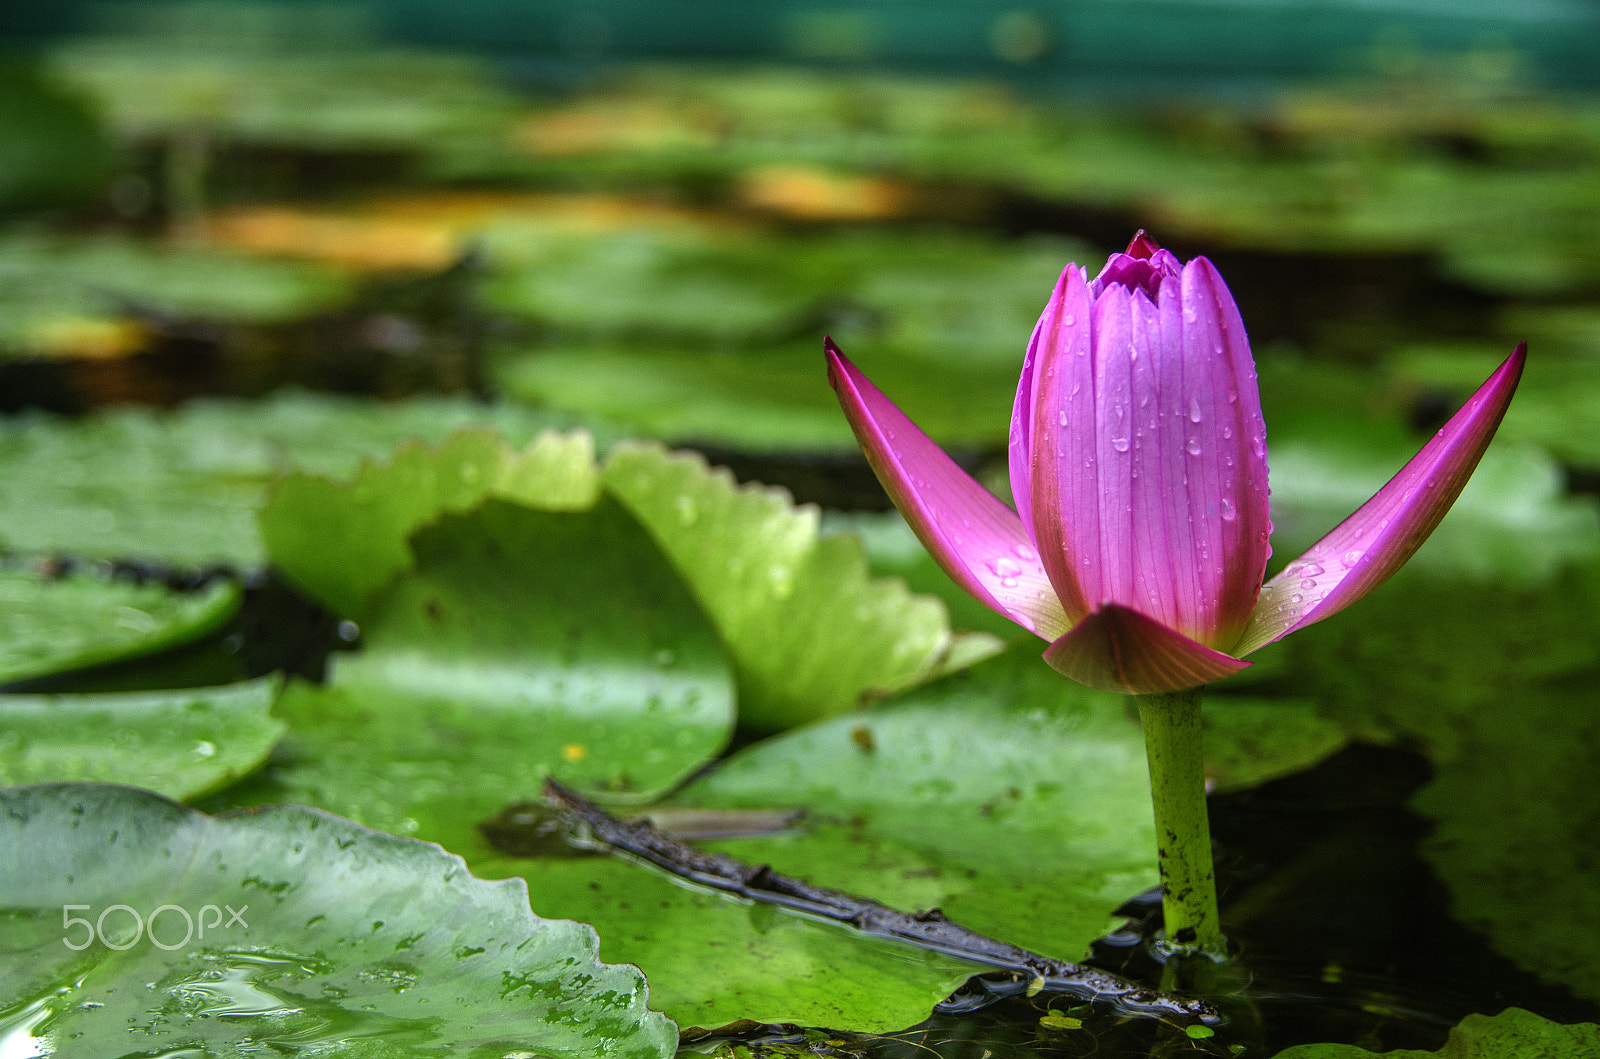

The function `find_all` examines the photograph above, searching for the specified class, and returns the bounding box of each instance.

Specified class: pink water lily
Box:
[827,233,1525,696]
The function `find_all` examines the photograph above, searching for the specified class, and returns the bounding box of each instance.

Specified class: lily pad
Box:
[1271,1007,1600,1058]
[469,826,986,1036]
[467,649,1341,1032]
[219,497,735,849]
[602,442,1002,730]
[0,235,352,356]
[0,568,239,685]
[494,338,1023,452]
[0,678,282,799]
[1412,681,1600,1004]
[263,429,600,616]
[0,393,596,565]
[0,783,675,1059]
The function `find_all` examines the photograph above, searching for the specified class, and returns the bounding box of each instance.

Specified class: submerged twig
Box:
[540,779,1219,1025]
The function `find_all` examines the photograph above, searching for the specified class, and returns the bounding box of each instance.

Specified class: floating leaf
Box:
[1201,696,1348,793]
[1412,682,1600,1004]
[494,339,1023,452]
[1271,1007,1600,1058]
[218,498,735,848]
[0,678,282,799]
[0,569,239,685]
[263,428,600,616]
[470,649,1333,1031]
[674,649,1158,962]
[0,393,595,565]
[471,839,982,1036]
[602,442,1001,730]
[0,235,352,356]
[0,783,675,1059]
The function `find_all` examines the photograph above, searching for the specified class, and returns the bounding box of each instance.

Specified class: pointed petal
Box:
[1042,603,1251,695]
[1007,314,1045,539]
[827,339,1071,640]
[1027,265,1097,623]
[1234,344,1526,656]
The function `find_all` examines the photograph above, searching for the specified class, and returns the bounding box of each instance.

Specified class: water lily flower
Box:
[827,233,1525,696]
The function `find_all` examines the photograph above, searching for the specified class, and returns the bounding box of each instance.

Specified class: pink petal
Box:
[826,339,1071,640]
[1007,314,1045,540]
[1032,258,1268,650]
[1234,344,1527,656]
[1042,603,1252,695]
[1175,257,1273,647]
[1026,265,1097,624]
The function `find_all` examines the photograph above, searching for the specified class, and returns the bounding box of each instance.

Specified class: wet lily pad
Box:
[467,649,1338,1032]
[0,569,239,685]
[263,429,600,616]
[219,496,735,847]
[1272,1007,1600,1057]
[602,442,1001,730]
[0,393,595,565]
[0,678,282,799]
[0,782,675,1059]
[470,828,986,1036]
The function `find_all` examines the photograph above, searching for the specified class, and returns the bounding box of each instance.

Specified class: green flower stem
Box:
[1135,687,1226,958]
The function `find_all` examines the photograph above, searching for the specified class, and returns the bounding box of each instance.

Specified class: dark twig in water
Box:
[540,778,1219,1025]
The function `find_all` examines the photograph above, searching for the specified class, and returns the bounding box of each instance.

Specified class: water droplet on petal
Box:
[1186,438,1202,456]
[1227,389,1239,404]
[1058,410,1069,427]
[1111,436,1130,453]
[1299,578,1316,589]
[1342,549,1361,568]
[1222,425,1233,439]
[1302,563,1324,576]
[1290,593,1304,604]
[1063,314,1075,326]
[1189,398,1203,423]
[1220,498,1236,521]
[992,557,1023,579]
[1000,576,1019,588]
[1013,543,1037,561]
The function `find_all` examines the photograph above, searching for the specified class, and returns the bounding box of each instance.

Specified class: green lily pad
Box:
[483,231,819,346]
[219,496,735,848]
[469,826,986,1036]
[1266,440,1600,586]
[1412,681,1600,1004]
[0,783,675,1059]
[0,393,599,566]
[602,442,1002,730]
[263,429,600,616]
[0,235,352,352]
[1200,696,1348,793]
[0,569,239,685]
[1271,1007,1600,1058]
[492,338,1024,452]
[675,650,1158,962]
[472,654,1339,1032]
[0,678,282,799]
